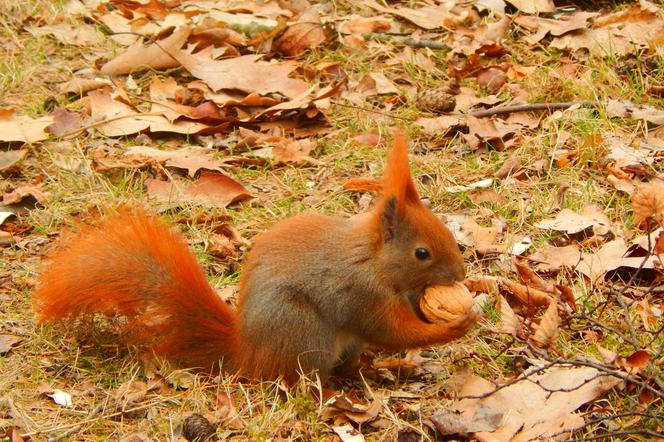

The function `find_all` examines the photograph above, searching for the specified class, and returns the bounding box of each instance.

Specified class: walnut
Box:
[420,282,473,323]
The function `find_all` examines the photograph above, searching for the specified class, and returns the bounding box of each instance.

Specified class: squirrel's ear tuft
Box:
[382,128,420,207]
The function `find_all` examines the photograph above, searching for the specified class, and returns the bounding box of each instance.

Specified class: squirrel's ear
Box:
[379,196,398,242]
[381,128,420,207]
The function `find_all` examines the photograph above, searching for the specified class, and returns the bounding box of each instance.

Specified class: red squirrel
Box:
[33,130,477,381]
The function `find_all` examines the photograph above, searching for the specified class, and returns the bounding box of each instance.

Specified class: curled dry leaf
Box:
[216,391,243,429]
[101,27,192,75]
[463,275,499,294]
[616,350,650,374]
[631,183,664,226]
[531,300,560,349]
[499,278,551,307]
[515,261,554,292]
[274,9,329,57]
[323,395,383,426]
[496,295,519,335]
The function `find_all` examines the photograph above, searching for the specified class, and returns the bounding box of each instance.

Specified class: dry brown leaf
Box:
[215,391,244,429]
[101,27,191,75]
[616,350,650,375]
[499,278,551,307]
[170,52,308,99]
[536,205,611,236]
[529,244,583,272]
[338,15,392,34]
[469,189,508,205]
[463,276,499,294]
[464,116,523,151]
[58,77,112,95]
[26,23,105,46]
[323,395,382,426]
[357,73,399,96]
[445,366,622,441]
[2,186,49,206]
[575,238,660,282]
[0,149,26,171]
[126,146,229,177]
[0,334,21,354]
[146,171,252,209]
[514,12,597,44]
[607,99,664,126]
[496,295,519,335]
[531,300,560,348]
[477,68,506,94]
[515,261,554,292]
[46,108,83,137]
[632,183,664,226]
[550,3,664,57]
[115,381,150,405]
[274,9,329,57]
[0,108,52,144]
[446,214,501,252]
[87,90,150,137]
[91,146,152,172]
[364,0,461,30]
[506,0,555,13]
[88,91,208,137]
[252,138,318,165]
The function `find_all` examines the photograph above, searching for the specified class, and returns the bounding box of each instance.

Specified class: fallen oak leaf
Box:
[126,146,230,177]
[1,186,49,206]
[0,108,52,144]
[496,295,520,336]
[0,334,22,354]
[100,27,192,75]
[499,277,551,307]
[46,107,83,138]
[632,182,664,227]
[146,171,252,209]
[274,9,330,57]
[531,300,560,349]
[445,366,622,441]
[536,205,612,236]
[168,51,309,99]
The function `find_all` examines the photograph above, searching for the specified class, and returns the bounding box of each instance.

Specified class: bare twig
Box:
[362,32,448,50]
[466,101,598,118]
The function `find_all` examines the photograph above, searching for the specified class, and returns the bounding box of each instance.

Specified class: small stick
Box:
[363,32,448,50]
[466,101,598,118]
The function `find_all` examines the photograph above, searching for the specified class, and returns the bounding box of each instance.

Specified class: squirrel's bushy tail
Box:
[33,208,237,369]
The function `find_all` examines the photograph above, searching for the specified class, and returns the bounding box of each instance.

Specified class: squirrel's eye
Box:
[415,247,431,260]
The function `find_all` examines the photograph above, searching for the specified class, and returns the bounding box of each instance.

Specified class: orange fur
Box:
[33,209,238,369]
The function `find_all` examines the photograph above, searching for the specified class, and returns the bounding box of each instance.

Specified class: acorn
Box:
[420,282,473,323]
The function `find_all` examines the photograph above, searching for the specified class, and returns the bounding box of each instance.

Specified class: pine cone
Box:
[183,413,216,441]
[417,88,456,113]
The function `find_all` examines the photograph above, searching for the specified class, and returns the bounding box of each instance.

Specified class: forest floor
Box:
[0,0,663,441]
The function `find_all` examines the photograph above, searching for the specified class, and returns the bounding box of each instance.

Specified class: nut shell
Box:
[420,282,473,323]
